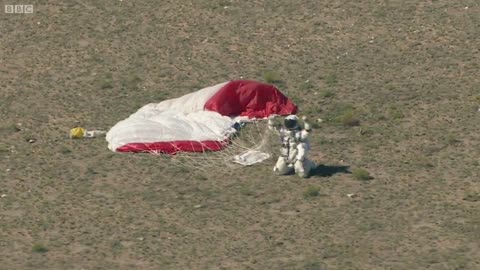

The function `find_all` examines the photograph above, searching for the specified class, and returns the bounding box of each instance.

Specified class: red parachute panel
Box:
[204,80,297,118]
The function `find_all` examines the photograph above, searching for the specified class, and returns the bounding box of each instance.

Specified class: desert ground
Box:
[1,0,479,269]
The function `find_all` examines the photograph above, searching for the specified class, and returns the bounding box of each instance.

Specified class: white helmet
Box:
[284,115,299,130]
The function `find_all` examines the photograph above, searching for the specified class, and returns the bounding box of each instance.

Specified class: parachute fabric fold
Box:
[204,80,297,118]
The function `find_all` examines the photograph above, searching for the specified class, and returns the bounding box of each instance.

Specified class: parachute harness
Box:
[279,127,305,164]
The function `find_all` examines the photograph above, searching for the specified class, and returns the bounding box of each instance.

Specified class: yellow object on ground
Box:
[70,127,85,139]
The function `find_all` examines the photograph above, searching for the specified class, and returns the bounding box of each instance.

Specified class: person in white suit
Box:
[268,115,316,178]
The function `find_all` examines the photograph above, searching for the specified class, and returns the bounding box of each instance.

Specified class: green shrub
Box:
[388,106,404,119]
[240,187,255,196]
[196,174,208,181]
[32,243,48,253]
[322,90,335,98]
[324,74,338,86]
[263,71,281,84]
[444,134,459,145]
[59,146,72,154]
[353,168,373,181]
[13,124,21,132]
[326,104,360,126]
[123,73,142,90]
[338,110,360,126]
[463,192,480,202]
[303,186,320,198]
[100,73,113,89]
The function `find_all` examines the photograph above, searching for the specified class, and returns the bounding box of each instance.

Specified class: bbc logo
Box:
[5,5,34,13]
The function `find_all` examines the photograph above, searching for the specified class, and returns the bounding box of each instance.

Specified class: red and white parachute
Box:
[106,80,297,154]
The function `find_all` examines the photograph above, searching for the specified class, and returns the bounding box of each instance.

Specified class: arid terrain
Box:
[1,0,479,269]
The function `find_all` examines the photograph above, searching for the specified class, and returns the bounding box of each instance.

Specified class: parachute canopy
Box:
[106,80,297,154]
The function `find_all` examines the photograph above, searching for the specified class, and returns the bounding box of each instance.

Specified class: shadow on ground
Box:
[312,164,351,177]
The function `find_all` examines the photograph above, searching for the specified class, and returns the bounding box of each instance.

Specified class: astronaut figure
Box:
[268,115,316,178]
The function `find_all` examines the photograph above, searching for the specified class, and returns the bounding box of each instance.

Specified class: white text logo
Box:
[5,5,34,13]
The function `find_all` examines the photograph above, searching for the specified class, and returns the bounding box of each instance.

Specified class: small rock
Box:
[347,193,355,199]
[194,204,203,209]
[136,237,144,241]
[28,139,36,143]
[1,194,7,198]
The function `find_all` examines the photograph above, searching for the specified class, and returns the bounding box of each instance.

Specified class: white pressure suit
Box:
[268,115,316,178]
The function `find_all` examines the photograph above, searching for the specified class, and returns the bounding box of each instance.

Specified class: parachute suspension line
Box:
[146,120,275,174]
